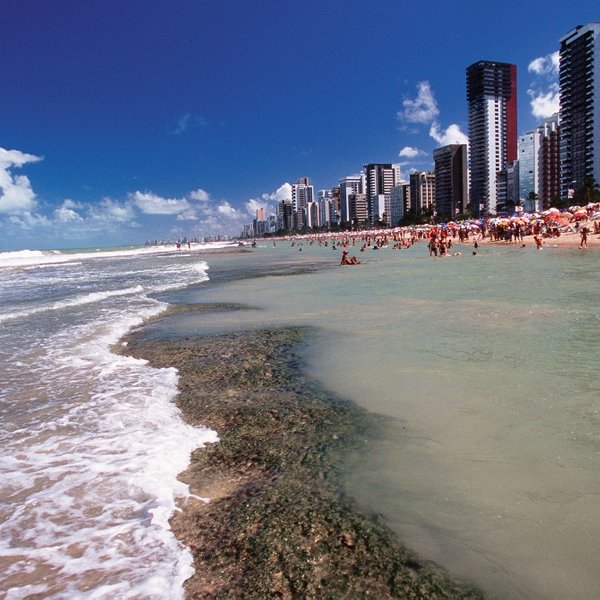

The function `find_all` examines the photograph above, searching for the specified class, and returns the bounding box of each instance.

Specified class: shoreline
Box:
[119,315,484,599]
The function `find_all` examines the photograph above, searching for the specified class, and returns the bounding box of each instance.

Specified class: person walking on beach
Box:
[580,226,589,248]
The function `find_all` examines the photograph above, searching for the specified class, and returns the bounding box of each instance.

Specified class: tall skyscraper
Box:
[467,61,517,217]
[409,171,436,215]
[518,113,560,211]
[518,129,541,210]
[363,163,401,222]
[339,174,365,225]
[433,144,468,219]
[291,177,314,212]
[559,23,600,197]
[540,114,560,209]
[388,183,409,226]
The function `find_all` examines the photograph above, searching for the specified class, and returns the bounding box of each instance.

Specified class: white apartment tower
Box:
[363,163,401,222]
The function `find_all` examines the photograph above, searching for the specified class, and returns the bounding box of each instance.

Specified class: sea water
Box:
[0,245,222,599]
[3,240,600,599]
[162,240,600,600]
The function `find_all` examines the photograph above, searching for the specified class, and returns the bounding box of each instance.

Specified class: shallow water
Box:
[168,240,600,599]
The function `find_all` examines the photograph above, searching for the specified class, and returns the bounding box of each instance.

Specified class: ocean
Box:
[2,239,600,599]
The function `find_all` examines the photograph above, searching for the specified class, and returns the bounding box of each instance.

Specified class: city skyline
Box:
[0,1,597,249]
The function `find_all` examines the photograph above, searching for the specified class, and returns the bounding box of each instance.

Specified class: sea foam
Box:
[0,254,218,599]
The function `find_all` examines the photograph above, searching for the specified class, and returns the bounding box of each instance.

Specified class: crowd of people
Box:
[261,210,600,262]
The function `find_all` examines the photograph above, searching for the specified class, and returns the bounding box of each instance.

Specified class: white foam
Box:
[0,257,219,598]
[0,242,237,269]
[0,260,209,324]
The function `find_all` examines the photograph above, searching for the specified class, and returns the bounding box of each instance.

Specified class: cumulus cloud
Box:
[399,146,426,158]
[130,191,191,215]
[269,182,292,202]
[189,188,210,202]
[528,51,559,77]
[528,85,560,119]
[0,147,43,215]
[396,84,467,149]
[217,202,239,218]
[527,51,560,119]
[54,199,84,223]
[429,122,469,146]
[397,81,439,124]
[242,182,292,220]
[89,198,137,224]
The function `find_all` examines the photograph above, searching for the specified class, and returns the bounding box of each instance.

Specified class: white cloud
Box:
[89,198,137,224]
[397,81,439,124]
[527,51,560,119]
[269,182,292,202]
[245,198,271,217]
[429,122,469,146]
[0,147,43,215]
[528,85,560,119]
[131,191,191,215]
[528,51,559,77]
[399,146,426,158]
[189,188,210,202]
[54,199,84,223]
[217,201,239,218]
[8,212,50,229]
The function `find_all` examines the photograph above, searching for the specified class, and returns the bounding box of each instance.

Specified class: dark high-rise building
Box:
[467,61,517,217]
[540,114,560,209]
[559,23,600,198]
[433,144,468,220]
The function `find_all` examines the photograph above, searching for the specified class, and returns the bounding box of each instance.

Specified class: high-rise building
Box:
[388,184,411,225]
[518,129,541,211]
[277,200,293,231]
[496,160,519,213]
[291,177,314,212]
[467,61,518,217]
[433,144,468,220]
[540,114,560,209]
[349,193,368,225]
[559,23,600,197]
[363,163,401,222]
[409,171,436,216]
[339,174,365,225]
[518,113,560,211]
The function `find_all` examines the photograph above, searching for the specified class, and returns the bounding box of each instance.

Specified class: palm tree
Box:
[574,177,600,205]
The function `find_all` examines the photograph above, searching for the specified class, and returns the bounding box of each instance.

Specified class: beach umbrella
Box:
[572,209,588,220]
[552,216,571,227]
[544,207,560,216]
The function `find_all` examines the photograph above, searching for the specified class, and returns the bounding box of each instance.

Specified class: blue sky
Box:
[0,0,595,250]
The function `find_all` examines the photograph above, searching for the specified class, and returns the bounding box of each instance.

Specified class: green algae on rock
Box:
[121,325,483,599]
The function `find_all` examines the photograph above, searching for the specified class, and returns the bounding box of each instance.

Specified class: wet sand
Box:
[119,311,484,599]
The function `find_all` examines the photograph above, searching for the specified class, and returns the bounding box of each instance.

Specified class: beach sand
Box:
[480,229,600,249]
[119,311,484,599]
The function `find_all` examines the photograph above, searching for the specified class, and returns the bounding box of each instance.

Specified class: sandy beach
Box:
[481,229,600,249]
